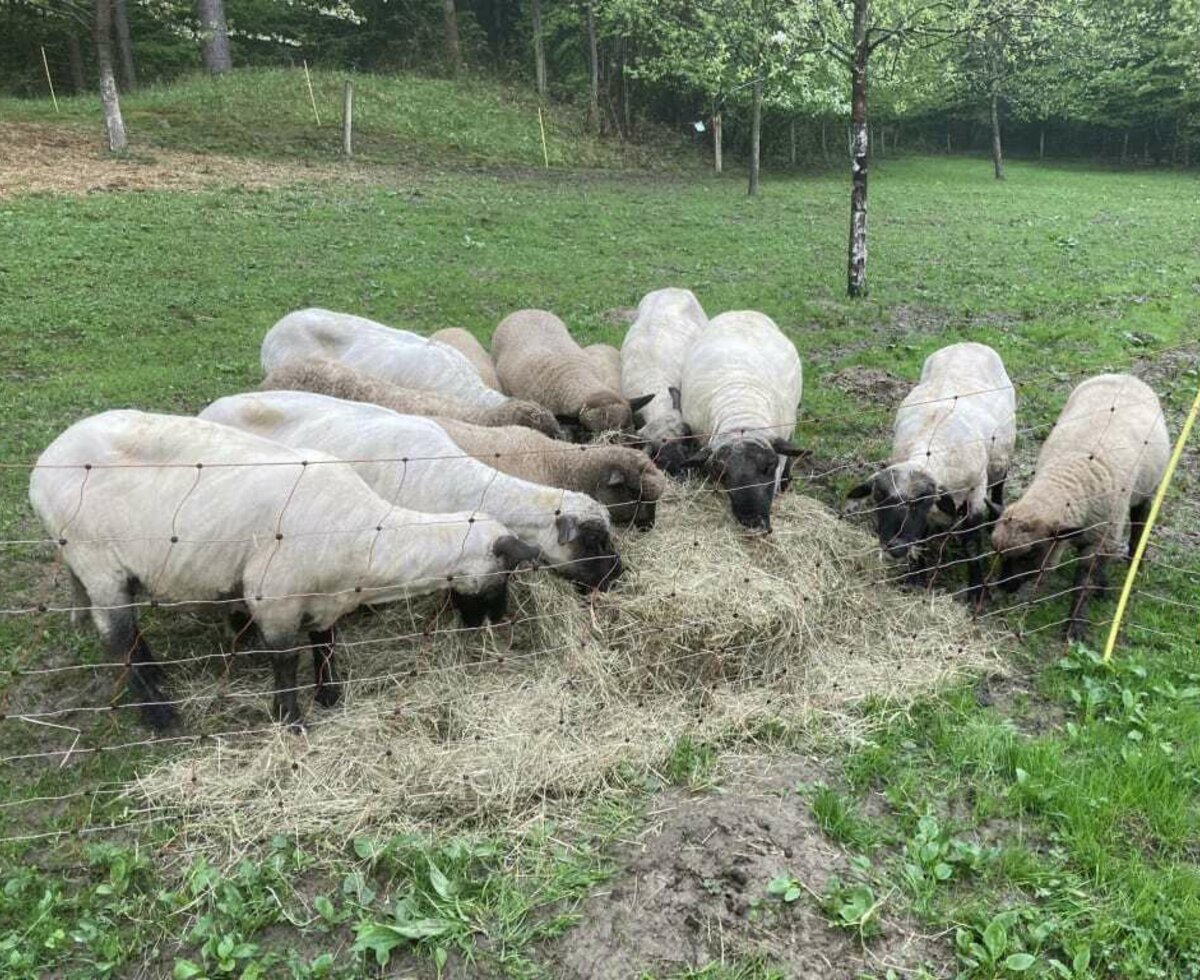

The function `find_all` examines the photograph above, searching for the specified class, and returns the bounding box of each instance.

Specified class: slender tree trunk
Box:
[1121,129,1130,164]
[622,41,632,136]
[821,119,828,160]
[95,0,127,151]
[990,89,1004,180]
[585,2,600,133]
[946,128,951,153]
[67,33,86,92]
[443,0,462,75]
[196,0,231,73]
[748,79,762,196]
[713,110,723,174]
[113,0,135,90]
[789,117,796,166]
[847,0,869,298]
[1039,126,1045,160]
[531,0,546,97]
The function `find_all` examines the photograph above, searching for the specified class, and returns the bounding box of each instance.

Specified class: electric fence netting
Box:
[0,342,1196,864]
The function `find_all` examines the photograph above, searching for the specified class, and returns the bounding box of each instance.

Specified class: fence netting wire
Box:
[0,343,1196,861]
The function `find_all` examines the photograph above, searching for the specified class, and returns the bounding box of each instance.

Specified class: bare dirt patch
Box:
[0,122,369,198]
[539,752,951,979]
[826,366,910,407]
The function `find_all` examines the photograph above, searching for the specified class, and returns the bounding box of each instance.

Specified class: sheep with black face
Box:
[680,311,805,532]
[847,342,1015,601]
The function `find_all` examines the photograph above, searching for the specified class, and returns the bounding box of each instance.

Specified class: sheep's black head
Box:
[592,463,665,531]
[991,516,1080,593]
[555,514,623,592]
[847,467,959,562]
[687,438,806,533]
[450,535,540,626]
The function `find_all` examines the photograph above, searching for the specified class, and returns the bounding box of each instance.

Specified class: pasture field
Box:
[1,109,1200,978]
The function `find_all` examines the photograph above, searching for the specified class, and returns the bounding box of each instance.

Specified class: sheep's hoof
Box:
[140,701,178,733]
[314,683,342,708]
[1065,621,1089,643]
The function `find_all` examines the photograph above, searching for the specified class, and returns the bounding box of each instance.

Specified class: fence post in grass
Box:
[1102,381,1200,663]
[40,46,59,113]
[537,106,549,168]
[302,60,321,126]
[342,80,353,157]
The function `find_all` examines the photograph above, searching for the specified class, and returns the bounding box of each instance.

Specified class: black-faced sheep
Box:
[620,288,708,476]
[200,392,624,593]
[680,311,805,532]
[492,309,654,435]
[847,342,1016,600]
[29,411,536,728]
[992,373,1169,640]
[432,415,668,530]
[430,327,503,391]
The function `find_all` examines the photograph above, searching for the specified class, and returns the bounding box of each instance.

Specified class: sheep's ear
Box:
[493,535,541,570]
[556,513,580,545]
[683,447,712,470]
[846,480,873,500]
[606,468,626,487]
[985,498,1004,522]
[628,393,656,413]
[772,438,810,459]
[669,386,682,412]
[936,493,959,517]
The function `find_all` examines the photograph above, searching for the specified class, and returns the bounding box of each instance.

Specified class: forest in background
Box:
[3,0,1199,172]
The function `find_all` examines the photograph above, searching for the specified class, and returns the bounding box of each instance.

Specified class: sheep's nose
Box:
[886,542,911,560]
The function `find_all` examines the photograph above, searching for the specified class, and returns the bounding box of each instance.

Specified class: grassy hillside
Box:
[0,67,691,170]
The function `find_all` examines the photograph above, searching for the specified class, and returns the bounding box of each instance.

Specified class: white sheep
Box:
[847,342,1016,600]
[432,415,668,530]
[200,391,624,592]
[262,308,509,410]
[492,309,653,435]
[680,311,805,531]
[620,288,709,475]
[260,358,564,438]
[29,411,536,728]
[993,373,1169,639]
[430,327,503,391]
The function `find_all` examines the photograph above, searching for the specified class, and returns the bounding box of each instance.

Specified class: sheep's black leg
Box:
[310,628,340,708]
[107,608,175,731]
[1066,554,1104,642]
[267,640,302,726]
[68,570,91,630]
[959,513,987,608]
[989,478,1006,508]
[1129,500,1151,560]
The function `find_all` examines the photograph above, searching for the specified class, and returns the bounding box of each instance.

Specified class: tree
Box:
[113,0,136,90]
[443,0,462,75]
[196,0,231,73]
[95,0,127,150]
[531,0,546,96]
[584,1,600,131]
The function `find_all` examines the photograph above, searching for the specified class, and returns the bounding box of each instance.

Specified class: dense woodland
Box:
[3,0,1199,173]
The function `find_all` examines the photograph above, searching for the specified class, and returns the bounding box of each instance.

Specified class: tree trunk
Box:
[847,0,869,298]
[1121,129,1129,164]
[585,2,599,133]
[748,79,762,196]
[67,33,86,92]
[990,89,1004,180]
[443,0,462,76]
[789,117,796,166]
[531,0,546,97]
[713,110,722,174]
[113,0,136,90]
[622,40,632,136]
[1039,126,1045,160]
[196,0,231,73]
[946,128,951,154]
[95,0,127,151]
[821,119,827,160]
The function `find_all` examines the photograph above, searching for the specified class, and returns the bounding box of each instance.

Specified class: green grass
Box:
[1,147,1199,976]
[0,67,690,170]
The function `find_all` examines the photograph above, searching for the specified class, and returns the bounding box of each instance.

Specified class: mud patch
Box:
[599,307,637,327]
[974,671,1066,737]
[825,366,910,407]
[0,122,376,198]
[539,753,950,979]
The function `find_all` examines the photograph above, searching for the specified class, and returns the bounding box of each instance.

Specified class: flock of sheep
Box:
[29,288,1170,730]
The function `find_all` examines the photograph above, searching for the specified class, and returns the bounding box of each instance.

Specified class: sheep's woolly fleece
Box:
[132,487,1003,857]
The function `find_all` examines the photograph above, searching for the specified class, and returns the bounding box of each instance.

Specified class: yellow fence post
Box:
[1103,381,1200,663]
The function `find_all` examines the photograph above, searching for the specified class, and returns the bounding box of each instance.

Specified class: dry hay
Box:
[133,486,1004,856]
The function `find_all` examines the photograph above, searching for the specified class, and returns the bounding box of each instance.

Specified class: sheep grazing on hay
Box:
[133,488,1001,856]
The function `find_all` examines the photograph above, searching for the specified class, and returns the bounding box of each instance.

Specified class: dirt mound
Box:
[826,365,910,406]
[541,754,950,978]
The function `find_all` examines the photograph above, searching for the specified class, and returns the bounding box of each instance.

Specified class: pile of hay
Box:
[133,487,1003,853]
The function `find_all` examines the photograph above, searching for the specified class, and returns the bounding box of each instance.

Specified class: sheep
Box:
[200,391,624,593]
[430,327,503,391]
[992,373,1169,640]
[29,410,537,728]
[847,342,1016,601]
[262,308,528,414]
[583,343,623,393]
[680,311,805,532]
[620,287,709,476]
[260,358,564,438]
[491,309,654,436]
[432,415,668,530]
